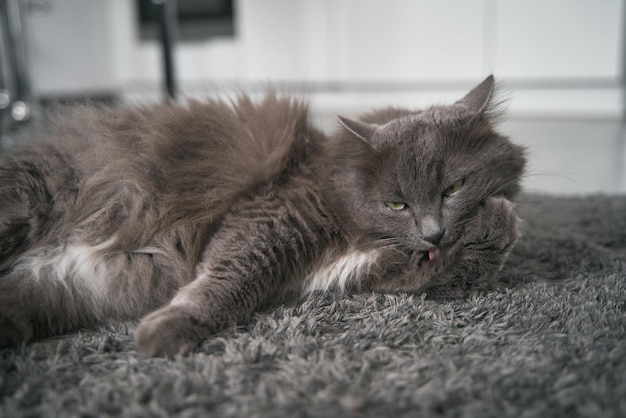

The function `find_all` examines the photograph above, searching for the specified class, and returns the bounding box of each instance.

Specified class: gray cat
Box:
[0,75,525,356]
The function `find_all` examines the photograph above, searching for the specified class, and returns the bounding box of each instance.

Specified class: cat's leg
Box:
[0,161,55,345]
[0,269,43,347]
[0,290,34,347]
[0,240,186,348]
[0,249,100,347]
[0,164,53,271]
[0,314,32,347]
[134,193,329,357]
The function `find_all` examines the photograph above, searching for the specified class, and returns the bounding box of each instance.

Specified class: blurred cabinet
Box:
[493,0,622,80]
[239,0,486,82]
[27,0,624,92]
[28,0,121,95]
[238,0,623,84]
[330,1,485,81]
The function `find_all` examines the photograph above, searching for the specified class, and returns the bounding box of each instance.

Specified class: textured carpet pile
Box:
[1,194,625,417]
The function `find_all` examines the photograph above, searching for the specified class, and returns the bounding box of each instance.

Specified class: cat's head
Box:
[326,75,526,256]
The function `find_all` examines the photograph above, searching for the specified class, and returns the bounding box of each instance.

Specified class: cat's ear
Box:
[336,115,378,144]
[455,75,495,114]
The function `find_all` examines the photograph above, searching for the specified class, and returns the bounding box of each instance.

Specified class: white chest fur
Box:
[304,249,380,294]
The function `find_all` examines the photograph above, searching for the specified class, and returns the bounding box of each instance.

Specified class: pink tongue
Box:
[428,249,438,261]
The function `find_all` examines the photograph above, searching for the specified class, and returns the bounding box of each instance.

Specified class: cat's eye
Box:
[384,201,407,211]
[444,178,465,197]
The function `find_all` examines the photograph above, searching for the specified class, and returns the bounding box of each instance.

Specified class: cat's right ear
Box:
[455,75,495,115]
[336,116,378,144]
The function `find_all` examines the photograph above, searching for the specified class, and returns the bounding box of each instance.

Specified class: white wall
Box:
[492,1,622,80]
[24,0,626,195]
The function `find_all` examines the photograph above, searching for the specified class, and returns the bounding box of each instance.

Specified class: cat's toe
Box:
[486,197,519,241]
[134,306,204,357]
[465,197,519,249]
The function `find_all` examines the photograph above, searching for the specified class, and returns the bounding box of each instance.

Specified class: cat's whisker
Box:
[459,215,479,229]
[520,171,583,192]
[372,238,406,251]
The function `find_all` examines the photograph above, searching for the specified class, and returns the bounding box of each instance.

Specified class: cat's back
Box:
[0,94,323,254]
[32,94,316,187]
[10,94,319,213]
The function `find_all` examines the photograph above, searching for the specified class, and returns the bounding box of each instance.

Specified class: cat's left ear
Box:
[336,115,378,144]
[455,75,495,115]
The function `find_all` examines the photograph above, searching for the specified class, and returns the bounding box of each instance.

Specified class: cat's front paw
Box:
[463,196,519,252]
[420,198,520,299]
[134,305,206,357]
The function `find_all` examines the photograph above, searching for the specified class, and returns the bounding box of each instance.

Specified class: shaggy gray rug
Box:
[1,193,625,417]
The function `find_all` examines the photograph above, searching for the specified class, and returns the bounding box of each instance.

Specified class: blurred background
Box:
[1,0,625,195]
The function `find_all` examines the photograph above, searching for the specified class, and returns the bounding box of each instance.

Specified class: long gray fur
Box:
[1,193,625,417]
[0,76,526,356]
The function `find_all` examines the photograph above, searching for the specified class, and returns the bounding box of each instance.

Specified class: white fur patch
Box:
[305,249,380,294]
[17,236,118,304]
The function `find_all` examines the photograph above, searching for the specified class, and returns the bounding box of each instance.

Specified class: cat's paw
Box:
[421,198,519,300]
[134,305,206,357]
[463,196,519,252]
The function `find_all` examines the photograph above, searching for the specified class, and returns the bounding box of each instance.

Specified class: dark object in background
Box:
[137,0,234,101]
[0,0,35,150]
[152,0,179,100]
[137,0,234,42]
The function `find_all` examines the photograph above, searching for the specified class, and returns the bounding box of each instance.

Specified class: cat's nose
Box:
[423,229,444,245]
[420,216,444,245]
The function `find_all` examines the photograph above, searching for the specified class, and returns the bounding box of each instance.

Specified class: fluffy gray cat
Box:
[0,75,525,356]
